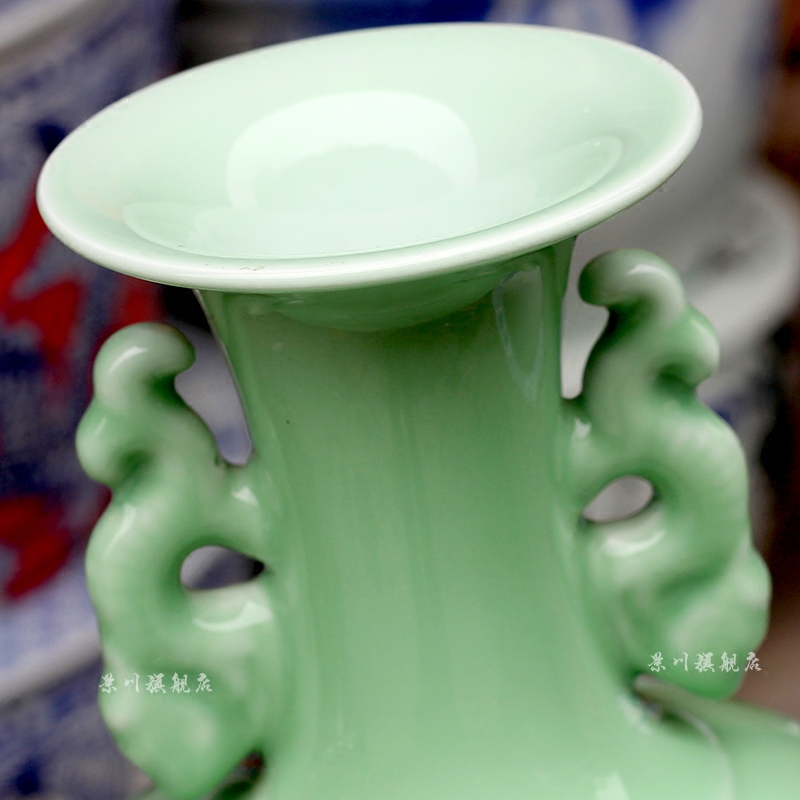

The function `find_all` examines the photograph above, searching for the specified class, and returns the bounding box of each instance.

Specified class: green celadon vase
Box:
[37,22,800,800]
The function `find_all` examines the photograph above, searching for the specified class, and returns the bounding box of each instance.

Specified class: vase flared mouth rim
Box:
[37,22,700,292]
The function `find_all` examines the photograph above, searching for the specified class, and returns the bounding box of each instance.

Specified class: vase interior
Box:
[38,23,699,291]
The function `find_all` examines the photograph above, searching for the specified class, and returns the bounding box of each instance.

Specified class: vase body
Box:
[73,241,800,800]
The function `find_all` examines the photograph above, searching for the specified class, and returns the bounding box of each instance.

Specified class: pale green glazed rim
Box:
[37,23,701,292]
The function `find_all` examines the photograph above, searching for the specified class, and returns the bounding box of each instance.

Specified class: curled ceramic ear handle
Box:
[563,249,770,699]
[77,325,284,800]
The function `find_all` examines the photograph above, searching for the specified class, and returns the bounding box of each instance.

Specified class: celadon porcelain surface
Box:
[36,23,800,800]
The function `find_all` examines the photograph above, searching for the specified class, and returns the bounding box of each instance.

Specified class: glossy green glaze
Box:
[78,245,798,800]
[36,21,800,800]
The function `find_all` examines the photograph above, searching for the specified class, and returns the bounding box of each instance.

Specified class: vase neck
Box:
[196,243,674,792]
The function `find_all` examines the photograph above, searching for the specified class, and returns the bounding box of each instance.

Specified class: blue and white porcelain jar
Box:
[0,0,173,599]
[1,1,173,797]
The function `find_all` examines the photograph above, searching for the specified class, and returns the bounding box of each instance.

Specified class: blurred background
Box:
[2,0,800,797]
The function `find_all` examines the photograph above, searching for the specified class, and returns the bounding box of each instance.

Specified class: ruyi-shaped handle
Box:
[564,250,770,699]
[78,324,284,800]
